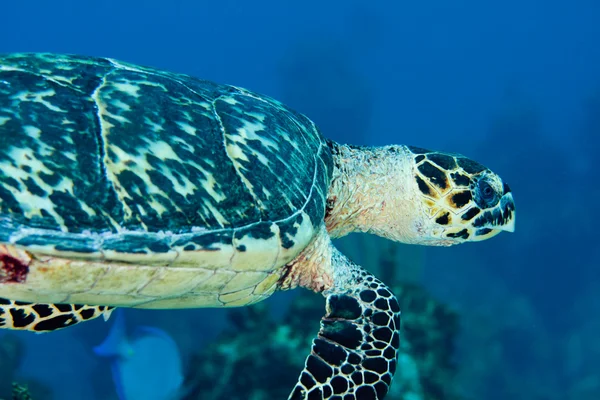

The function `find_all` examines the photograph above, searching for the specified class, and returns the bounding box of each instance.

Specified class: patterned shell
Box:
[0,53,332,271]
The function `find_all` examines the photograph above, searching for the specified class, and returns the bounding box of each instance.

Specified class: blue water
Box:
[1,1,599,399]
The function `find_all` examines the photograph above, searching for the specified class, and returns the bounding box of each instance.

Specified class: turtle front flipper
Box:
[0,298,113,332]
[288,248,401,400]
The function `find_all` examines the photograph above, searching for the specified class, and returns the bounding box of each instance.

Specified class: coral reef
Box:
[11,383,33,400]
[0,335,49,400]
[0,383,33,400]
[0,335,24,398]
[183,272,461,399]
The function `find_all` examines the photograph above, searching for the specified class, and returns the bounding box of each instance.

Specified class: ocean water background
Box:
[0,1,599,399]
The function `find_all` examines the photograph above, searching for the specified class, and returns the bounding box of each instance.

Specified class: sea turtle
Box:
[0,53,515,399]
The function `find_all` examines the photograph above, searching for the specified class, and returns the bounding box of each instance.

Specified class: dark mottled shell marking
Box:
[0,53,332,256]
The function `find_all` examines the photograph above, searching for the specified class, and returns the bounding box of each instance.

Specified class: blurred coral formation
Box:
[0,382,34,400]
[0,334,23,397]
[0,336,48,400]
[7,383,34,400]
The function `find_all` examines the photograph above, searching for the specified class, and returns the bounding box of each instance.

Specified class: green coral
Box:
[11,383,33,400]
[0,383,33,400]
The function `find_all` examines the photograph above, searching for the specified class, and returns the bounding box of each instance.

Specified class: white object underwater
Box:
[94,310,185,400]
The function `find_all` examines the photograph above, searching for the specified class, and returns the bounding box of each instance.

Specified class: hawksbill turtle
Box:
[0,53,515,399]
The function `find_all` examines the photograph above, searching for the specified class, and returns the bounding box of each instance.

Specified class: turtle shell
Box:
[0,53,332,273]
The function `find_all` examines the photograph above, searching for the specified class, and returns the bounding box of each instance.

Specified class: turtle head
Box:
[407,146,515,245]
[326,143,515,246]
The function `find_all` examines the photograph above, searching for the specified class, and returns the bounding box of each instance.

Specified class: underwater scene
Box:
[0,1,598,399]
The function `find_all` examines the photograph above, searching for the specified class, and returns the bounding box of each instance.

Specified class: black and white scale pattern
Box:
[0,297,112,332]
[289,263,401,400]
[407,146,514,241]
[0,53,332,260]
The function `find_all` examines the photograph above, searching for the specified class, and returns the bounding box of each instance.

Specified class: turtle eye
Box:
[480,181,494,199]
[476,179,499,208]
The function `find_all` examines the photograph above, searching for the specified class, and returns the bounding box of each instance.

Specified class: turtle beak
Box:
[500,213,515,233]
[468,190,515,241]
[498,190,516,233]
